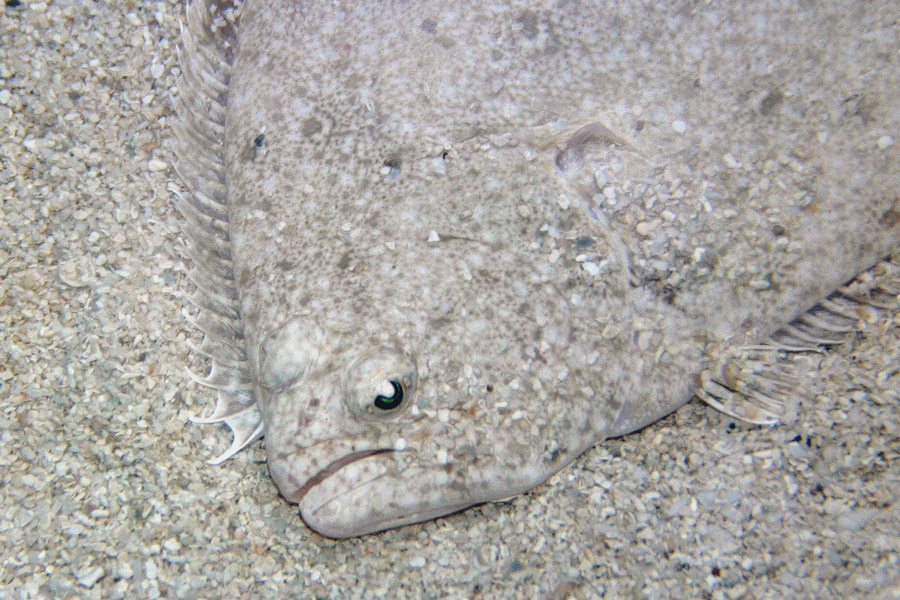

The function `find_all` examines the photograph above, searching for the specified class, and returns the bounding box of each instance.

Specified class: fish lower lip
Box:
[298,453,479,538]
[299,452,415,537]
[292,448,393,503]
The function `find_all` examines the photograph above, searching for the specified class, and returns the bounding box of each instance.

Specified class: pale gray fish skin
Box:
[174,0,900,538]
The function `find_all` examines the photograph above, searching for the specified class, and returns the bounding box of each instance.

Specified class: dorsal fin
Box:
[698,257,900,424]
[170,0,262,465]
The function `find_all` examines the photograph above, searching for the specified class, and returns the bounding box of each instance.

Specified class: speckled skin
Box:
[181,1,899,537]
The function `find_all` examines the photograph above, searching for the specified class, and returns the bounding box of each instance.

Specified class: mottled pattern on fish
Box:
[172,0,900,537]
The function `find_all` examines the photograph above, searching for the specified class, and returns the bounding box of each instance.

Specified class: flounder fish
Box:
[170,0,900,538]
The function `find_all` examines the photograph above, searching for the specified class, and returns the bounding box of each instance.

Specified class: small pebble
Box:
[148,158,168,171]
[76,566,105,588]
[409,555,426,568]
[582,262,601,276]
[635,220,655,237]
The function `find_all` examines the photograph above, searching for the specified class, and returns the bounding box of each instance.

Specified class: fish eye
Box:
[345,349,417,420]
[373,379,404,411]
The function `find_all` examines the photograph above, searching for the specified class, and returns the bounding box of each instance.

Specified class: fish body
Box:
[173,0,900,537]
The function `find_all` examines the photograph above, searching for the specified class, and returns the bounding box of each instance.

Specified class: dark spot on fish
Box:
[661,284,677,305]
[308,398,320,409]
[449,480,469,493]
[574,236,594,249]
[711,567,721,577]
[295,412,311,430]
[516,9,539,39]
[421,18,437,34]
[635,120,645,132]
[435,35,456,49]
[878,202,900,228]
[336,251,352,270]
[843,93,877,124]
[239,142,255,162]
[431,317,451,330]
[475,269,498,283]
[760,88,784,115]
[486,384,493,393]
[235,264,249,289]
[383,155,402,172]
[302,117,323,137]
[771,223,787,237]
[441,150,449,160]
[241,134,266,162]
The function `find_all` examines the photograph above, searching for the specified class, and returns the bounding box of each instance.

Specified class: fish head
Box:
[252,207,624,537]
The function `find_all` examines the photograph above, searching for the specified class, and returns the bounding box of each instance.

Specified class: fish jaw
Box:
[263,408,579,538]
[296,450,549,539]
[264,419,496,538]
[298,452,474,538]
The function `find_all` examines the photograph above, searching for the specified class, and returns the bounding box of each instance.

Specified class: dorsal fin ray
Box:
[172,0,262,463]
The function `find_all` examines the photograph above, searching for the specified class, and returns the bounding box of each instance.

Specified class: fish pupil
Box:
[373,380,403,410]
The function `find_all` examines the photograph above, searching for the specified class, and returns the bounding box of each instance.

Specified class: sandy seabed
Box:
[1,1,898,598]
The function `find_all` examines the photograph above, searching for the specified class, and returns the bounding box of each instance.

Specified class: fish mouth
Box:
[291,448,394,503]
[297,451,477,538]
